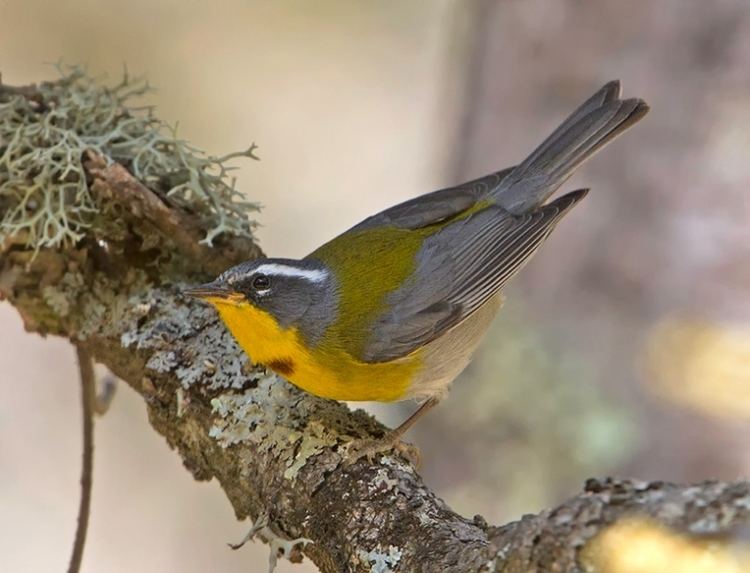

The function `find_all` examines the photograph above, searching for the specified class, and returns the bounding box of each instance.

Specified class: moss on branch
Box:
[0,64,258,254]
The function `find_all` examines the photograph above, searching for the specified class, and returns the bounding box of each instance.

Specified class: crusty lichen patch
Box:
[210,386,268,446]
[283,419,337,481]
[370,467,399,494]
[357,545,403,573]
[0,64,258,253]
[209,373,347,481]
[118,287,252,390]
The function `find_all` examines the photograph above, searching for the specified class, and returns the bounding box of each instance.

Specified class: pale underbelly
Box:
[402,292,504,401]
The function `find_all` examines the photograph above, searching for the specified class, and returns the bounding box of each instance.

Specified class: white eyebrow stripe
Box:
[254,263,329,283]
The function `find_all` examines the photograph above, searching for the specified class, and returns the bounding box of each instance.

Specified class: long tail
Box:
[492,80,649,214]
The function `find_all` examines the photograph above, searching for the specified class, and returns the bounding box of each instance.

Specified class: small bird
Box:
[186,81,648,461]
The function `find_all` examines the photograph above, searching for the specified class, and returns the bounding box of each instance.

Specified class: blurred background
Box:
[1,1,749,571]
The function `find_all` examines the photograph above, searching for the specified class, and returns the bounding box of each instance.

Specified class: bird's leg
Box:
[345,397,440,467]
[385,396,439,444]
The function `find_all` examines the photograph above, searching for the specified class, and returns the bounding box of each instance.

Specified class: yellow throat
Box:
[209,297,420,402]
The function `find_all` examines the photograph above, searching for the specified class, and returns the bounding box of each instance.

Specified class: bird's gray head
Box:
[184,258,337,343]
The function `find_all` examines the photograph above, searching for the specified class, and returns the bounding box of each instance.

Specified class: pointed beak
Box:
[183,281,240,302]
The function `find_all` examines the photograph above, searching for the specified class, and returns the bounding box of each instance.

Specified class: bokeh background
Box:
[2,1,749,571]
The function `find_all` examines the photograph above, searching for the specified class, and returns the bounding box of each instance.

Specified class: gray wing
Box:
[349,167,515,232]
[361,189,588,362]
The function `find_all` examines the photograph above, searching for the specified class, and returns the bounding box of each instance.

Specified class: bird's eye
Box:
[252,274,271,291]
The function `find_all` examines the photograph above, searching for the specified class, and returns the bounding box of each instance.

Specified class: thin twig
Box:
[68,345,95,573]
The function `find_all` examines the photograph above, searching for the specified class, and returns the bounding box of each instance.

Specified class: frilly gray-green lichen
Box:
[210,374,344,481]
[357,545,403,573]
[0,64,258,252]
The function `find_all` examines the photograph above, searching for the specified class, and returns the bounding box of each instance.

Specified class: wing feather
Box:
[361,189,587,362]
[349,167,515,232]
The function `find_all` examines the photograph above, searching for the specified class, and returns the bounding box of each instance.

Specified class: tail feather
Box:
[521,80,622,169]
[492,80,648,214]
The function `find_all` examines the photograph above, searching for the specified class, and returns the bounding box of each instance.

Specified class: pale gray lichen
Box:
[380,454,415,475]
[76,270,146,340]
[210,388,264,446]
[42,284,72,317]
[0,64,259,253]
[120,330,140,349]
[209,373,345,480]
[176,338,251,391]
[283,419,333,481]
[146,350,179,373]
[370,467,399,493]
[357,545,403,573]
[40,268,86,319]
[116,288,253,391]
[416,508,439,528]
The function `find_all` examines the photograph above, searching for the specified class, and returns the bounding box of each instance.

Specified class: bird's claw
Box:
[343,437,421,468]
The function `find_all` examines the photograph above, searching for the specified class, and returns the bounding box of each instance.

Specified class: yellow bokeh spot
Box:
[583,517,750,573]
[645,317,750,419]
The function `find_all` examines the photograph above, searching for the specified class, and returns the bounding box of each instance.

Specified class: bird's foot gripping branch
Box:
[1,68,749,573]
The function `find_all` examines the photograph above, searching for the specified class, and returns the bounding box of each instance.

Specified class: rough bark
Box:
[1,79,749,573]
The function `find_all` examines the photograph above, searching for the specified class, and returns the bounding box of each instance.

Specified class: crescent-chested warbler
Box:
[186,81,648,461]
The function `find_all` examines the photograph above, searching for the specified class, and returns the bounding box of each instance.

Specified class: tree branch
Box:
[2,74,749,573]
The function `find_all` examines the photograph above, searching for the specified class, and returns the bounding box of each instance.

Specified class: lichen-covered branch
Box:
[2,71,749,573]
